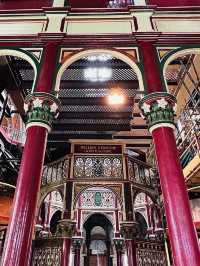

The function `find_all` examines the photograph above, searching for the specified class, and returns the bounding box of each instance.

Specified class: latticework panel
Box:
[31,247,62,266]
[74,155,123,179]
[136,241,167,266]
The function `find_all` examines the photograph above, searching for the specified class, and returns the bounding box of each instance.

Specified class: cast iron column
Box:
[139,40,200,266]
[72,236,83,266]
[113,238,124,266]
[121,221,137,266]
[58,219,76,266]
[1,43,59,266]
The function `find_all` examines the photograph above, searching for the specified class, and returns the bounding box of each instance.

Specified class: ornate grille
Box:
[136,241,167,266]
[41,157,69,187]
[31,247,62,266]
[74,156,123,179]
[127,157,152,186]
[80,188,115,209]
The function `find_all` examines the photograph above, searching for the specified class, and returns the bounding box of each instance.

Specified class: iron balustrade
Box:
[41,157,70,187]
[31,238,62,266]
[176,101,200,169]
[126,156,153,187]
[73,155,123,179]
[0,228,7,260]
[136,240,167,266]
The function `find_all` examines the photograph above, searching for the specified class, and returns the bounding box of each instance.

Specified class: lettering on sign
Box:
[74,144,122,154]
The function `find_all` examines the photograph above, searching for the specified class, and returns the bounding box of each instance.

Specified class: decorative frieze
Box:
[139,92,177,132]
[24,92,60,132]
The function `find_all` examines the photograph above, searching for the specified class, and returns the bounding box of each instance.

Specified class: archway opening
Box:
[50,210,62,234]
[51,50,150,157]
[83,213,114,266]
[37,190,63,236]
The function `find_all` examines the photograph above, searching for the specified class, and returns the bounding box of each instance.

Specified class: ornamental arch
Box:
[0,48,38,91]
[161,47,200,92]
[54,48,145,92]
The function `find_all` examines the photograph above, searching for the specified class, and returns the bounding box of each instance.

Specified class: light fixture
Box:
[107,88,125,105]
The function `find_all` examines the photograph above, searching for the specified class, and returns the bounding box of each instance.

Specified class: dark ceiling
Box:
[0,53,189,163]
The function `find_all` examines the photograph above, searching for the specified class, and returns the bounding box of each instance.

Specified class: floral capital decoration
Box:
[139,92,177,130]
[24,92,60,131]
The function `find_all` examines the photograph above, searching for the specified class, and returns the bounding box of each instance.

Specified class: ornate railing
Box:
[176,103,200,169]
[0,228,7,260]
[41,157,70,187]
[177,127,200,169]
[31,238,63,266]
[126,156,153,187]
[73,155,123,179]
[0,125,26,145]
[136,240,167,266]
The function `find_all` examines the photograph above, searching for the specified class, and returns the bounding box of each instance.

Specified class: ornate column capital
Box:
[72,236,84,251]
[56,219,76,238]
[113,237,125,252]
[120,221,138,240]
[24,92,60,132]
[139,92,177,133]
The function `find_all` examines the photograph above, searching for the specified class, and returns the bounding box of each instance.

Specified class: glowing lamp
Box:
[107,89,125,105]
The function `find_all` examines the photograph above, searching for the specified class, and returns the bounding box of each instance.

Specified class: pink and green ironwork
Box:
[24,92,60,131]
[139,92,177,130]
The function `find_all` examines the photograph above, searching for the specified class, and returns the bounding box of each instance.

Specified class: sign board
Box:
[74,144,122,154]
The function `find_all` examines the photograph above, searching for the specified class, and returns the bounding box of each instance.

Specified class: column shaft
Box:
[116,251,123,266]
[139,39,200,265]
[125,239,137,266]
[152,126,200,266]
[36,42,58,93]
[74,248,81,266]
[139,41,163,93]
[1,126,48,265]
[62,238,71,266]
[1,42,59,266]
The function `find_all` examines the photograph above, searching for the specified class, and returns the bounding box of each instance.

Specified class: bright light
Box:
[84,67,112,82]
[86,54,113,62]
[107,89,125,105]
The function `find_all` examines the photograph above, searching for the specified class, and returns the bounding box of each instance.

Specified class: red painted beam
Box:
[148,0,200,7]
[0,0,53,10]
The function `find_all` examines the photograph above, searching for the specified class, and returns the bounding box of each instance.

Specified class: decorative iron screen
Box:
[31,247,62,266]
[136,241,167,266]
[73,155,123,179]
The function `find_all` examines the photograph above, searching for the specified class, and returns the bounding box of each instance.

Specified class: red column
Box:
[152,127,200,266]
[138,40,163,94]
[116,251,123,266]
[36,42,59,93]
[72,237,83,266]
[114,238,124,266]
[1,126,48,265]
[74,248,81,266]
[1,42,59,266]
[139,40,200,266]
[125,239,137,266]
[62,238,71,266]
